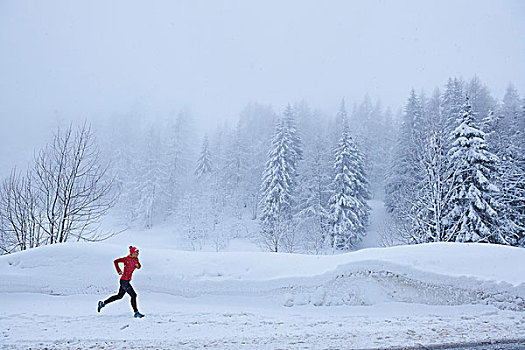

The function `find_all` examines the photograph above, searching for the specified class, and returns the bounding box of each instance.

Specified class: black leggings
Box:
[104,279,138,312]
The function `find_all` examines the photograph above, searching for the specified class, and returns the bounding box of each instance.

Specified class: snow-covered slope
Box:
[1,242,525,349]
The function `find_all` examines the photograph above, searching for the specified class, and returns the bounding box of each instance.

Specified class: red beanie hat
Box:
[129,246,139,255]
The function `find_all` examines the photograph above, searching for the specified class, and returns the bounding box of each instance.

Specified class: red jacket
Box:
[114,256,141,281]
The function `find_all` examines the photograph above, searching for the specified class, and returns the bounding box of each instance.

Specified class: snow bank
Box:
[1,242,524,310]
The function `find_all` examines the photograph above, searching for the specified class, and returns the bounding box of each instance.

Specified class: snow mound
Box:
[1,242,524,310]
[282,268,525,311]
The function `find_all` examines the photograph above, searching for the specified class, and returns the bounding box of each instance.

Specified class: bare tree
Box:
[0,169,45,253]
[33,123,116,244]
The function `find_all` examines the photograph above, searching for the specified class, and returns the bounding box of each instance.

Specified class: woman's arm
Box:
[114,257,125,275]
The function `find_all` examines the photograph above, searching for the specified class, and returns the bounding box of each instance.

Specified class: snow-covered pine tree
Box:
[351,95,373,143]
[101,111,145,224]
[192,132,229,251]
[519,100,525,245]
[165,110,196,215]
[502,85,523,155]
[521,99,525,154]
[349,96,388,198]
[220,123,251,219]
[413,89,453,242]
[208,123,231,211]
[295,103,332,253]
[485,86,525,245]
[445,97,501,243]
[210,123,229,184]
[283,104,303,178]
[195,136,213,179]
[328,103,371,250]
[385,90,426,242]
[239,103,276,220]
[133,125,170,229]
[282,105,305,252]
[442,77,465,141]
[296,135,332,253]
[467,76,496,126]
[259,110,300,252]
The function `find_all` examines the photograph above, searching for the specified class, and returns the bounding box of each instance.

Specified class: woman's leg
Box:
[121,280,139,312]
[128,286,138,313]
[104,281,126,305]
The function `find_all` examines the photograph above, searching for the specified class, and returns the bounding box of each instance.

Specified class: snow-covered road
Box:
[2,292,525,349]
[2,242,525,349]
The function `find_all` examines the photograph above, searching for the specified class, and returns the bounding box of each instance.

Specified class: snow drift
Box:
[1,242,524,311]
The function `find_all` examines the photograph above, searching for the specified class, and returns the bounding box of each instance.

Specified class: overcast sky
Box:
[0,0,524,176]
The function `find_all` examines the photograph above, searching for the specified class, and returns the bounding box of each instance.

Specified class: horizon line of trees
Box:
[1,75,523,255]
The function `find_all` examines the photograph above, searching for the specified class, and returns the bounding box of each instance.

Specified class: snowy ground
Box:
[1,242,525,349]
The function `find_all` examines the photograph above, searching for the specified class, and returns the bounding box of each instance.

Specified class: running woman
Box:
[97,246,144,318]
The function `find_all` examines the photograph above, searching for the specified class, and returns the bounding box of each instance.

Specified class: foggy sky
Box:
[1,0,524,177]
